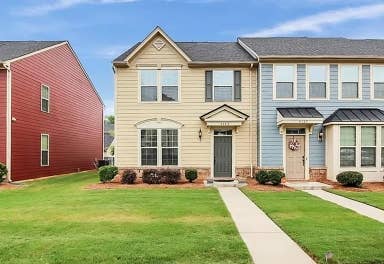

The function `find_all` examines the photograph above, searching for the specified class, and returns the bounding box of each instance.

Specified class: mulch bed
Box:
[320,180,384,192]
[243,178,294,192]
[85,178,206,190]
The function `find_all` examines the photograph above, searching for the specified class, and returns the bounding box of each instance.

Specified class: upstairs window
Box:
[340,126,356,167]
[361,126,376,167]
[373,65,384,99]
[213,71,233,101]
[140,69,179,102]
[41,85,50,112]
[41,134,49,166]
[274,65,295,99]
[340,65,360,99]
[308,65,327,99]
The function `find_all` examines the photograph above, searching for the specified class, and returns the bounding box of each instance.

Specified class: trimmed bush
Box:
[255,170,284,185]
[336,171,363,187]
[255,170,269,184]
[185,169,198,183]
[0,163,7,183]
[98,165,118,183]
[121,169,137,184]
[142,169,162,184]
[268,170,284,185]
[159,169,181,184]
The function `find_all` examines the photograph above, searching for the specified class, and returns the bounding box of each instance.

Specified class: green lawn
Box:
[0,171,251,264]
[328,189,384,210]
[243,189,384,264]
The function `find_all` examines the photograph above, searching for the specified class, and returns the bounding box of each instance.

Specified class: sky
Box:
[1,0,384,115]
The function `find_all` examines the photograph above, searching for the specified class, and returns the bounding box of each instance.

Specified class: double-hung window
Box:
[308,65,327,99]
[382,127,384,167]
[41,134,49,166]
[361,126,376,167]
[140,129,179,166]
[41,85,50,112]
[340,126,356,167]
[213,71,233,101]
[274,65,295,99]
[373,66,384,99]
[340,65,360,99]
[140,69,179,102]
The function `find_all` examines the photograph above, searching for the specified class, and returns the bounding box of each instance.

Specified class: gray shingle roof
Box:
[323,109,384,124]
[277,107,323,118]
[0,41,65,61]
[113,42,254,62]
[239,37,384,58]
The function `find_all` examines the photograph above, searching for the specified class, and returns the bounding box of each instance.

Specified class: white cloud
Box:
[104,99,115,116]
[18,0,137,16]
[244,3,384,37]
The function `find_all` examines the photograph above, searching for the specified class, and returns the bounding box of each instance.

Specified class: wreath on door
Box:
[288,139,300,151]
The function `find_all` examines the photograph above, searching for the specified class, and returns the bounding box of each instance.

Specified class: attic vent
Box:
[153,38,165,50]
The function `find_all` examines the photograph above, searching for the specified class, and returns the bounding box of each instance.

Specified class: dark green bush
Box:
[185,169,198,183]
[255,170,269,184]
[336,171,363,187]
[159,169,181,184]
[98,165,118,183]
[255,170,284,185]
[121,169,137,184]
[0,163,7,183]
[268,170,284,185]
[142,169,162,184]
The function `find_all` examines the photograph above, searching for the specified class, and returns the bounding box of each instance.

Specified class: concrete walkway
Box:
[218,187,315,264]
[305,190,384,223]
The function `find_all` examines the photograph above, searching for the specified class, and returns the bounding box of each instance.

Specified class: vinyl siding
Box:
[0,70,6,164]
[260,63,384,169]
[115,35,257,171]
[10,44,103,181]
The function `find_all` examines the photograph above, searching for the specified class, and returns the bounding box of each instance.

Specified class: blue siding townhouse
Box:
[239,38,384,182]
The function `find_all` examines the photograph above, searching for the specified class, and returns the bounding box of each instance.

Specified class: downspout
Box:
[4,62,11,182]
[249,63,254,177]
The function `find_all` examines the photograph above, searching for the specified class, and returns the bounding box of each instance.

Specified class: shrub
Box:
[185,169,198,183]
[336,171,363,187]
[142,169,162,184]
[255,170,269,184]
[98,165,118,183]
[255,170,284,185]
[121,169,137,184]
[0,163,7,183]
[159,169,181,184]
[268,170,284,185]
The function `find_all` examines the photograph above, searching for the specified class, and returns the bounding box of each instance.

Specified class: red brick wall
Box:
[10,44,103,181]
[0,70,6,164]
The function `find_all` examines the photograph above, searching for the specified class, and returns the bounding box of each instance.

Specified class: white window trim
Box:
[272,64,297,100]
[338,64,362,100]
[41,84,50,113]
[370,64,384,100]
[212,70,234,102]
[138,67,181,104]
[41,134,49,167]
[306,64,330,100]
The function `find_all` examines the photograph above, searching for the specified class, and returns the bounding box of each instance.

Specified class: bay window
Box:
[308,65,327,99]
[213,71,233,101]
[140,128,179,166]
[274,65,295,99]
[361,126,376,167]
[340,65,360,99]
[373,66,384,99]
[340,126,356,167]
[140,69,179,102]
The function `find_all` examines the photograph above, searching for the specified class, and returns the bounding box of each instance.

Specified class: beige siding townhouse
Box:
[113,27,257,179]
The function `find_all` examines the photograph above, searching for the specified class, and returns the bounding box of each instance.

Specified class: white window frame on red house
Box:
[41,134,50,166]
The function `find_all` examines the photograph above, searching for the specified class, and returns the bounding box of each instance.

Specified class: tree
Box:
[106,115,115,124]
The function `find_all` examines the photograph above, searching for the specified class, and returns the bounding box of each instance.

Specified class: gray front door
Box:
[214,131,232,177]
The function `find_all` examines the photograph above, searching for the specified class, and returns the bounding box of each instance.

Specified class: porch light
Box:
[318,128,324,142]
[198,128,202,141]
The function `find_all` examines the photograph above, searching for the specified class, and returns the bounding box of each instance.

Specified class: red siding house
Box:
[0,41,103,181]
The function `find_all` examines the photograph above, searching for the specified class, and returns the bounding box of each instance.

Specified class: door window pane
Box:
[276,82,293,98]
[213,71,233,101]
